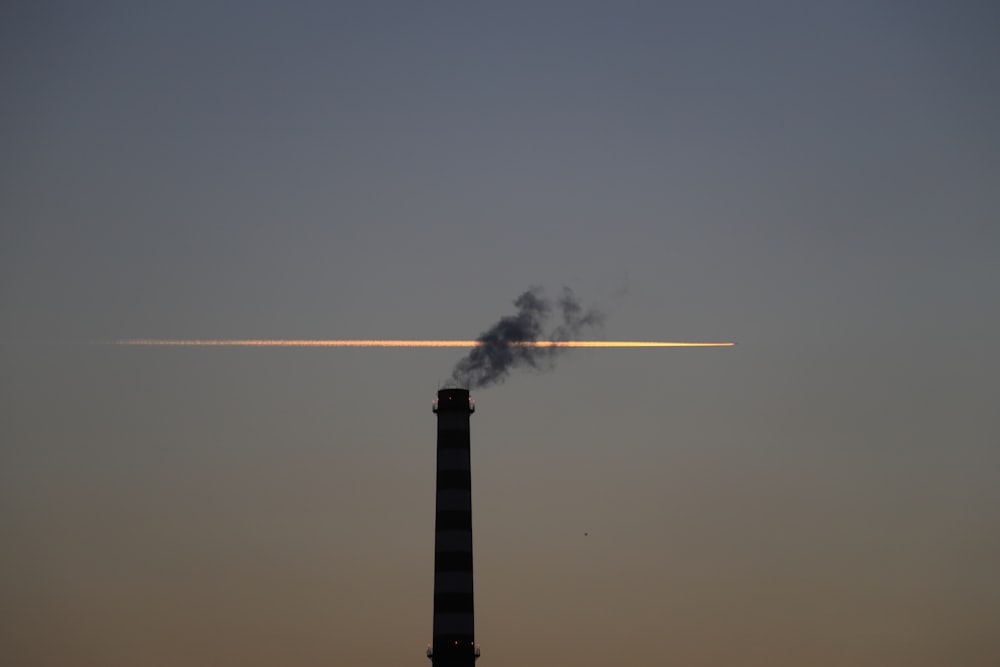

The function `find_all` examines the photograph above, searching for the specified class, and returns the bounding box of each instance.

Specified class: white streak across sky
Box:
[112,339,735,348]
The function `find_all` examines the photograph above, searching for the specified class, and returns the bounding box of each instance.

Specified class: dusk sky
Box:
[2,2,999,665]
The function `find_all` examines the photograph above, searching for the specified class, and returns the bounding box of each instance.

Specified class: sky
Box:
[2,1,999,665]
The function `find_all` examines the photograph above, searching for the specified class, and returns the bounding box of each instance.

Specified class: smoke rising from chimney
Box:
[448,287,603,389]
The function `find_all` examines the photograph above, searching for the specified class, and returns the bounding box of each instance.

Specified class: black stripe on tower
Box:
[429,388,479,667]
[438,431,471,450]
[435,551,474,571]
[436,511,473,531]
[435,592,475,613]
[437,470,472,490]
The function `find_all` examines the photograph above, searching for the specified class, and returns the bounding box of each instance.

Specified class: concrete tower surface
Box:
[428,388,480,666]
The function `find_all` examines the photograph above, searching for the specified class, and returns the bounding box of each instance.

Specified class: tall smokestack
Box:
[428,388,480,666]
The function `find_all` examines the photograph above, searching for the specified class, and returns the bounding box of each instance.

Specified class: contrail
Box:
[112,339,734,348]
[111,287,734,390]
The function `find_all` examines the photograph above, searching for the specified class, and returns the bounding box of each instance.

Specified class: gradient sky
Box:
[2,2,999,665]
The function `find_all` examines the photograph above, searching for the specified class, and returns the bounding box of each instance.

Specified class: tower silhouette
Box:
[428,388,480,666]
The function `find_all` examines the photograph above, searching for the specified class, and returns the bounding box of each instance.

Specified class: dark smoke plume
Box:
[448,287,603,389]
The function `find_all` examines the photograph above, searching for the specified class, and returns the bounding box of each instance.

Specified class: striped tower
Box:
[428,388,480,666]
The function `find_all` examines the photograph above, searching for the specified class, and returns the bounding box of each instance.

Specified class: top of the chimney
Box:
[433,388,474,414]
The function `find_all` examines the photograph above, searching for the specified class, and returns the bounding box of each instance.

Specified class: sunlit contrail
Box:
[113,339,734,348]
